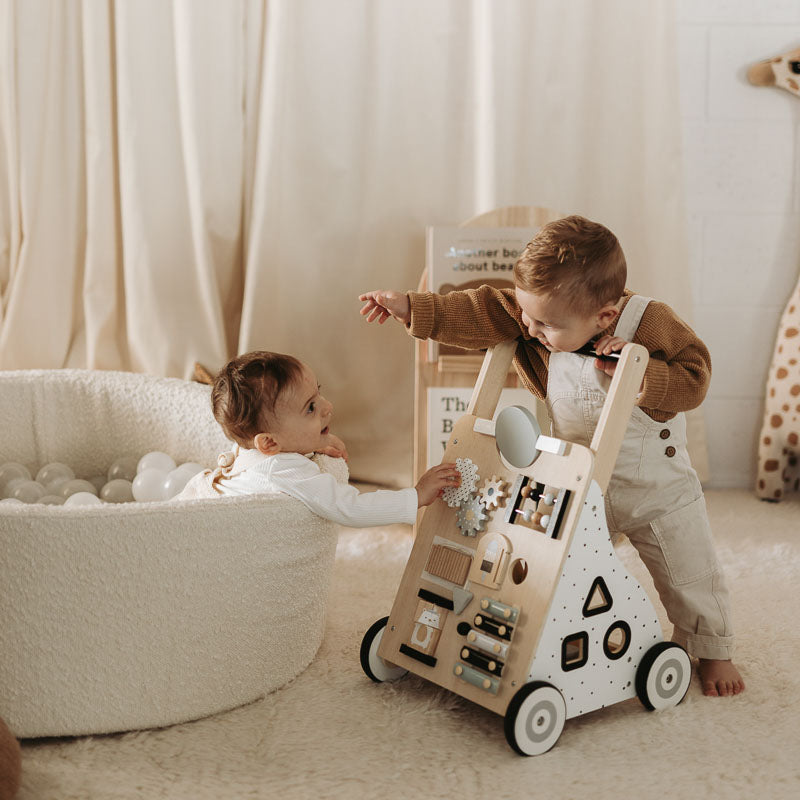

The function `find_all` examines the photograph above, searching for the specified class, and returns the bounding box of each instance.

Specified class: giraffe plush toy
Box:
[749,47,800,500]
[747,46,800,97]
[756,280,800,500]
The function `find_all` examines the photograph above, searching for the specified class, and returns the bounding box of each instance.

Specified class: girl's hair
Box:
[211,351,303,446]
[513,215,626,315]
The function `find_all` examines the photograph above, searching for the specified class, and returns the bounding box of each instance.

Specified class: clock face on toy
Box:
[494,405,541,469]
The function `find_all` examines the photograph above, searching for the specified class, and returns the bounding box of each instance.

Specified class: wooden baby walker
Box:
[360,339,691,756]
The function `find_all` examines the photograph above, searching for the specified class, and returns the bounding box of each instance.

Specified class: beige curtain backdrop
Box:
[0,0,703,486]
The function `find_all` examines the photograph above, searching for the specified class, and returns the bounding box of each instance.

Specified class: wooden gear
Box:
[361,339,692,756]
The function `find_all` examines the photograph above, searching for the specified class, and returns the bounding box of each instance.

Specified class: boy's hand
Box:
[592,335,627,377]
[315,432,349,461]
[358,290,411,325]
[593,336,645,394]
[415,463,460,507]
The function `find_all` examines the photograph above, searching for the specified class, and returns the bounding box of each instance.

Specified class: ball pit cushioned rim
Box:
[0,369,344,738]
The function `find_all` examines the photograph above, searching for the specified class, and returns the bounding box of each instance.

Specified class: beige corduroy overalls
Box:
[546,294,734,660]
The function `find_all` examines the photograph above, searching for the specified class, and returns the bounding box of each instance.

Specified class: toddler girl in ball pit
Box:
[177,350,460,526]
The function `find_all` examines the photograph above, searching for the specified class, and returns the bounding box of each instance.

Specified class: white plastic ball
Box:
[64,492,102,506]
[162,468,194,499]
[35,462,75,490]
[45,476,72,495]
[11,480,47,504]
[100,479,135,504]
[177,462,205,478]
[39,494,65,505]
[0,463,32,493]
[1,477,29,500]
[60,478,100,499]
[132,468,168,502]
[107,456,139,483]
[137,452,176,475]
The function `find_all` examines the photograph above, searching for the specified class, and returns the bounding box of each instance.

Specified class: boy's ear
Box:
[253,432,281,456]
[596,303,619,329]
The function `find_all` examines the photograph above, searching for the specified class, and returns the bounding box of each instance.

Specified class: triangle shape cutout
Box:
[582,575,613,617]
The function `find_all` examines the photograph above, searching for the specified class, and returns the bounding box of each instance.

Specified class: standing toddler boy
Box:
[359,214,744,697]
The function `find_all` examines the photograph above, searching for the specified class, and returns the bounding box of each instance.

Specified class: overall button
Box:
[659,429,670,440]
[665,446,676,457]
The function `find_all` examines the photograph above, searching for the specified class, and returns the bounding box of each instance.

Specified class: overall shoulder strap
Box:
[614,294,653,341]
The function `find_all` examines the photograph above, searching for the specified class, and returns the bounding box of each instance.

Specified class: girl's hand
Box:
[415,463,461,507]
[316,433,349,462]
[358,290,411,325]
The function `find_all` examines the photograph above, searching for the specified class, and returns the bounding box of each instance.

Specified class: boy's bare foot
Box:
[698,658,745,697]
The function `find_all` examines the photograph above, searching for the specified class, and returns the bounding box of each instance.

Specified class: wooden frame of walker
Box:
[362,337,692,755]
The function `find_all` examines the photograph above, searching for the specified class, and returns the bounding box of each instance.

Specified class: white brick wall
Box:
[677,0,800,487]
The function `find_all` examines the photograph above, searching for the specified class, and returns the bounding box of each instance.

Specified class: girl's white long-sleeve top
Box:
[179,448,418,528]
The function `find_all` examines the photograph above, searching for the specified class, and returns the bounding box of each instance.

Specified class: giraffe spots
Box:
[758,479,766,490]
[770,388,776,397]
[789,432,799,447]
[774,489,783,499]
[790,359,798,366]
[777,367,789,379]
[764,436,772,445]
[771,414,783,428]
[786,327,799,338]
[764,459,780,472]
[783,404,790,412]
[791,385,800,396]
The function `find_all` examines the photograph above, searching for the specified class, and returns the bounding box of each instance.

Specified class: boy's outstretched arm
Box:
[360,285,524,349]
[359,290,410,325]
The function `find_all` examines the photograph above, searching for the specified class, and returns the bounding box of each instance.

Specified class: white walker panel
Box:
[527,480,663,719]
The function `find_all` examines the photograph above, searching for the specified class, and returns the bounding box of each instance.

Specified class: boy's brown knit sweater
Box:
[406,286,711,423]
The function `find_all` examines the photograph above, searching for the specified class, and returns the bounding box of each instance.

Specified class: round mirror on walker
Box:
[495,405,542,469]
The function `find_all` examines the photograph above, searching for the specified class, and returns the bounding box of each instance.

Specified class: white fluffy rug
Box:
[16,490,800,800]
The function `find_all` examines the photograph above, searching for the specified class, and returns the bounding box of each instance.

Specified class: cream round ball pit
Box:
[0,369,344,738]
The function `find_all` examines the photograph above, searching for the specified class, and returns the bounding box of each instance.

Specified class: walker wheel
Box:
[504,682,566,756]
[359,616,408,683]
[635,641,691,710]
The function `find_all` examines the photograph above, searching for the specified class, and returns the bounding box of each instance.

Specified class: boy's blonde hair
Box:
[514,215,626,316]
[211,351,303,446]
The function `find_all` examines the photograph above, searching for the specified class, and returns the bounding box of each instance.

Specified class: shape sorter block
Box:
[362,339,692,756]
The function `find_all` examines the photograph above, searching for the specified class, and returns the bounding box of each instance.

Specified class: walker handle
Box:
[590,342,649,493]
